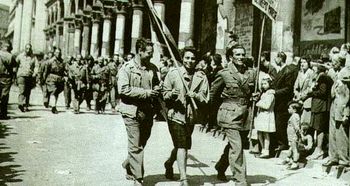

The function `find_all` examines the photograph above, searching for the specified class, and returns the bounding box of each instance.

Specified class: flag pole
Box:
[144,0,198,110]
[249,14,265,141]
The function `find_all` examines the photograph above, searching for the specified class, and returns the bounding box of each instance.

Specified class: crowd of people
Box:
[1,37,350,186]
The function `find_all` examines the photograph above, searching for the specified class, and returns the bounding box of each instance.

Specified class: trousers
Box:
[123,115,153,180]
[216,129,247,183]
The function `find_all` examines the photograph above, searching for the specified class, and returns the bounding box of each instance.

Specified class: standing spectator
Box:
[0,40,16,119]
[254,78,275,158]
[284,102,301,170]
[162,47,209,185]
[16,44,38,112]
[117,38,160,186]
[293,56,314,126]
[323,54,349,167]
[272,52,299,153]
[42,48,65,114]
[210,45,256,185]
[305,62,333,160]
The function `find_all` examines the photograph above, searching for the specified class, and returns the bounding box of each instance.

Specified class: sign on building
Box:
[252,0,278,21]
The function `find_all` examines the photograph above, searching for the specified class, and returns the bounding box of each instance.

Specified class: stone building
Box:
[0,4,10,39]
[6,0,350,62]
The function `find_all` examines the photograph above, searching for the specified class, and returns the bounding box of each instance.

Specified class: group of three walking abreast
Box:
[118,38,254,186]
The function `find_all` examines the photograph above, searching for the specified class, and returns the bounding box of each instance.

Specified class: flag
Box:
[144,0,182,62]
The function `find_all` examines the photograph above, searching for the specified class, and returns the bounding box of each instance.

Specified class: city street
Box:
[0,86,349,186]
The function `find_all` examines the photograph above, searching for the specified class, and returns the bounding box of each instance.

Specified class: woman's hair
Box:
[288,101,302,114]
[261,77,272,87]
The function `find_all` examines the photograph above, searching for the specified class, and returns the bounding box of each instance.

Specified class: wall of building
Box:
[0,4,10,39]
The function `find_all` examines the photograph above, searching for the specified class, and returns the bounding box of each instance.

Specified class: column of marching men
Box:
[1,38,350,186]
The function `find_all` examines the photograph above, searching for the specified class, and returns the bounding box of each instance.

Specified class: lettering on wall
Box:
[234,3,253,55]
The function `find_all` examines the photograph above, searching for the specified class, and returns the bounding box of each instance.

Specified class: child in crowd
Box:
[283,102,302,170]
[254,78,275,158]
[297,123,314,160]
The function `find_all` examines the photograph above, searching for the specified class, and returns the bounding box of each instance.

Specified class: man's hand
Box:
[171,89,180,99]
[186,91,196,98]
[149,90,160,98]
[251,92,260,101]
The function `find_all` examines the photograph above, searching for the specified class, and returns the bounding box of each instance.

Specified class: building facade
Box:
[6,0,350,62]
[0,4,10,39]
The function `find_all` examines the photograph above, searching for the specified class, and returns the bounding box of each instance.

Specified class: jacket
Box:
[117,58,159,119]
[210,62,256,130]
[163,66,209,125]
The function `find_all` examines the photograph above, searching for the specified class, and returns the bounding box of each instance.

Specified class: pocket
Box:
[217,102,248,125]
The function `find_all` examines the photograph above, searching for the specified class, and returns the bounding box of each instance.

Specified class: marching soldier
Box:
[118,38,160,185]
[39,52,53,108]
[91,57,110,114]
[0,40,16,119]
[16,43,38,112]
[43,48,66,114]
[108,57,120,113]
[210,45,256,186]
[69,54,90,114]
[63,56,73,110]
[84,55,94,111]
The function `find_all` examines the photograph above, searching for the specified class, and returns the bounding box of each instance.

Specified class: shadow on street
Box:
[0,122,25,184]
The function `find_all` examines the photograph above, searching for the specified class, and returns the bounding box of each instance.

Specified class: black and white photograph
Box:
[0,0,350,185]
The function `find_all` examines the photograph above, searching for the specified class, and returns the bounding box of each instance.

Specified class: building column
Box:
[21,0,34,50]
[13,0,23,53]
[81,15,92,58]
[271,0,295,63]
[74,18,83,55]
[114,4,127,55]
[63,18,71,57]
[49,27,55,50]
[90,11,102,58]
[101,9,112,57]
[151,0,166,67]
[131,0,144,53]
[178,0,195,49]
[68,21,76,57]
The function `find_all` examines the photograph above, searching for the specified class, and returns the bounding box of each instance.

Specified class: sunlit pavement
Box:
[0,86,349,185]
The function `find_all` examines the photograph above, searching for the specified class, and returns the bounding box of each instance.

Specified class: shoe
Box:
[287,162,299,170]
[86,107,91,111]
[0,115,11,120]
[44,102,49,108]
[215,164,227,181]
[259,150,270,159]
[323,160,338,167]
[311,151,324,160]
[180,179,188,186]
[51,107,58,114]
[18,105,25,112]
[134,179,143,186]
[164,160,174,179]
[73,110,79,114]
[122,161,134,181]
[24,107,29,112]
[65,106,70,110]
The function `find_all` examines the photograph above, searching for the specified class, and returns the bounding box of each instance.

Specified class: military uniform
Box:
[38,58,50,107]
[107,61,119,111]
[43,57,65,98]
[63,59,72,109]
[117,58,159,181]
[16,52,38,111]
[91,63,110,113]
[69,61,90,113]
[210,62,256,184]
[0,50,16,118]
